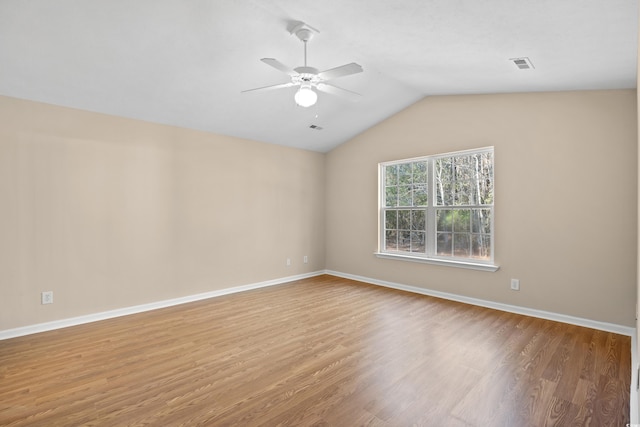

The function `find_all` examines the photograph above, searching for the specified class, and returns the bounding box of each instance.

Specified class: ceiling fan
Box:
[243,22,363,108]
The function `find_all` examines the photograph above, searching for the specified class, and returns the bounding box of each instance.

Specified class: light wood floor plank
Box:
[0,275,631,426]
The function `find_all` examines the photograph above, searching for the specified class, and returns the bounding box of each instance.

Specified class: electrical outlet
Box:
[303,255,308,264]
[510,279,520,291]
[41,291,54,304]
[286,258,291,267]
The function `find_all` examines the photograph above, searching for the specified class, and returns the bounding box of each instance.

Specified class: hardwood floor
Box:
[0,275,631,426]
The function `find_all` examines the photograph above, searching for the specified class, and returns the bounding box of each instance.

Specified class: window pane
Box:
[437,232,452,256]
[472,235,491,259]
[437,210,452,232]
[411,210,425,231]
[385,210,397,230]
[478,152,494,205]
[413,161,427,183]
[399,230,411,251]
[399,163,412,185]
[413,183,428,206]
[453,156,472,206]
[385,230,398,250]
[469,154,481,205]
[471,209,491,234]
[385,186,398,207]
[398,210,410,230]
[453,233,471,257]
[453,210,470,233]
[436,158,453,206]
[411,231,426,252]
[398,185,412,206]
[385,165,398,186]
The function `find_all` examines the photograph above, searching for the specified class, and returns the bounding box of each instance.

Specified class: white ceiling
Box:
[0,0,637,152]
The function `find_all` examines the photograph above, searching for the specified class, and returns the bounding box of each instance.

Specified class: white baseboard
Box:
[0,271,324,341]
[325,270,634,335]
[324,269,638,424]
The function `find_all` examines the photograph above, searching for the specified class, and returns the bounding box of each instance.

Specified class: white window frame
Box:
[375,147,499,272]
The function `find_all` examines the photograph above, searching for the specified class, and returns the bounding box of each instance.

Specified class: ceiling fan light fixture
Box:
[243,22,363,107]
[294,86,317,107]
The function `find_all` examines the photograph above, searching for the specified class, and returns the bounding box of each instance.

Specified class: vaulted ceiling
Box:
[0,0,637,152]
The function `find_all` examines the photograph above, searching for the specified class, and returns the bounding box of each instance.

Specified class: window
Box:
[378,147,496,270]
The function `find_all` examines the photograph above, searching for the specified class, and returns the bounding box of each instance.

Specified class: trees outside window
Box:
[380,147,494,265]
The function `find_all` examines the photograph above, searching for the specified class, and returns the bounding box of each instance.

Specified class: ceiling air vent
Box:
[510,57,535,70]
[309,124,323,130]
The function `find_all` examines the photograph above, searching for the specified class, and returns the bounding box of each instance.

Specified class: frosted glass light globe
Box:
[294,86,317,107]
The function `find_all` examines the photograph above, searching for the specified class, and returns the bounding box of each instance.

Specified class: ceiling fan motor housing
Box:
[294,66,320,85]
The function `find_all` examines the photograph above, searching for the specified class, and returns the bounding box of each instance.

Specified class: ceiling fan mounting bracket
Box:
[289,22,318,43]
[295,28,314,43]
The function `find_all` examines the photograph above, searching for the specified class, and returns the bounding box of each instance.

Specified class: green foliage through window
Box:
[380,148,494,263]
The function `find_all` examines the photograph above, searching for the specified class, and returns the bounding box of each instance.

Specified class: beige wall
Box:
[326,90,637,326]
[2,90,637,331]
[0,96,326,330]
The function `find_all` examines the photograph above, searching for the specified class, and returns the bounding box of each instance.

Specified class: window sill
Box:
[374,252,500,272]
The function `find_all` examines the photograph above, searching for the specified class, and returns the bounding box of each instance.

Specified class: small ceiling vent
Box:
[309,124,323,130]
[510,57,535,70]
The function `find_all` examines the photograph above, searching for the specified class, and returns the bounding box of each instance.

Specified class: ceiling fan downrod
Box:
[294,26,314,68]
[303,40,308,67]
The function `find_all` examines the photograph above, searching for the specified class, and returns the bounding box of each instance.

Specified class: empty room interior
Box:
[1,1,639,426]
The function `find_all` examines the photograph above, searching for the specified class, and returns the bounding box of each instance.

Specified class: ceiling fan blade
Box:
[242,82,297,93]
[317,63,363,81]
[261,58,298,76]
[316,82,362,100]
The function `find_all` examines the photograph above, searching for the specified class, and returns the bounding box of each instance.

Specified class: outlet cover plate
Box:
[41,291,53,304]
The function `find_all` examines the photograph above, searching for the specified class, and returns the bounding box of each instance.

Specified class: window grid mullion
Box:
[426,158,436,257]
